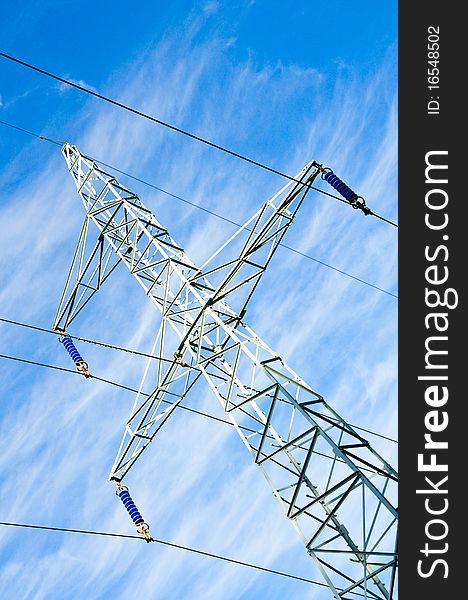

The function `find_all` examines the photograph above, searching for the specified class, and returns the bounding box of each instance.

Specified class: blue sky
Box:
[0,2,397,599]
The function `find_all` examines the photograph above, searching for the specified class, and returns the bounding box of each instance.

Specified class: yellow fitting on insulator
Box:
[137,522,153,543]
[77,361,91,378]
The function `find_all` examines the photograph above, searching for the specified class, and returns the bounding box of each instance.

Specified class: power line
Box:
[0,318,399,444]
[0,521,329,589]
[0,521,375,597]
[0,351,242,431]
[0,352,142,395]
[0,350,387,481]
[0,316,185,365]
[0,119,398,299]
[0,334,397,445]
[0,52,398,228]
[0,120,63,146]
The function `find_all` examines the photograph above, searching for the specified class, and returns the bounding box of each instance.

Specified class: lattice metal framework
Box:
[54,143,398,600]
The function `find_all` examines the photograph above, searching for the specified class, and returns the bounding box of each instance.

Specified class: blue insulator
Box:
[118,489,144,525]
[61,335,84,365]
[324,170,358,203]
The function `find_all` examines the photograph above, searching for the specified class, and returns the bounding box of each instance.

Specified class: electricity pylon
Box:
[54,143,398,600]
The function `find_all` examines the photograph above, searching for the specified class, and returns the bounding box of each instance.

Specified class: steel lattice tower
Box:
[54,143,398,600]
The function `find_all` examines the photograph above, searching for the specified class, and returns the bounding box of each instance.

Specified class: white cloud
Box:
[0,17,397,600]
[203,1,220,16]
[57,77,98,95]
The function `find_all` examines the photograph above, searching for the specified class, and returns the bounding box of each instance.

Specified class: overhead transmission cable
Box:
[0,351,244,431]
[0,318,398,446]
[0,351,391,480]
[0,521,378,596]
[0,51,397,228]
[0,521,331,590]
[0,351,397,449]
[0,119,397,300]
[0,315,181,364]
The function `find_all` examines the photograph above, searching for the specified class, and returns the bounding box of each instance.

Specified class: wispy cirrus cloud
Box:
[57,76,98,95]
[0,14,397,600]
